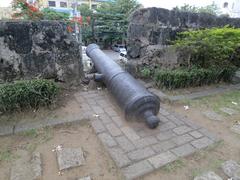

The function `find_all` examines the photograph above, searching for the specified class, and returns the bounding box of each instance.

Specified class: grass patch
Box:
[19,127,53,153]
[180,90,240,114]
[0,150,15,162]
[191,158,224,178]
[162,159,185,173]
[20,129,38,138]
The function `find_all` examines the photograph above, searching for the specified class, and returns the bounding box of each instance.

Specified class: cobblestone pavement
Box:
[75,90,220,180]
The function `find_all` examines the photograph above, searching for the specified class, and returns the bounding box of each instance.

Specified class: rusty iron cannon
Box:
[86,44,160,129]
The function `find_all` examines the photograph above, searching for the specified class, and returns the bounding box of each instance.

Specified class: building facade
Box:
[0,7,12,20]
[217,0,240,17]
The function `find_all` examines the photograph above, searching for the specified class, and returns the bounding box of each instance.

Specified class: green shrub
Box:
[0,79,59,112]
[154,66,237,89]
[41,8,70,20]
[140,67,152,78]
[175,27,240,68]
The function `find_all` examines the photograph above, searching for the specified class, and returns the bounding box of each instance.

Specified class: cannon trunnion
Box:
[86,44,160,129]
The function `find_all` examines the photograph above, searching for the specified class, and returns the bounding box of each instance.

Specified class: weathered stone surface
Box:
[10,150,42,180]
[221,160,240,179]
[202,111,223,121]
[133,136,158,149]
[156,131,175,141]
[122,160,154,180]
[148,151,177,169]
[56,148,85,171]
[91,120,106,134]
[0,20,83,85]
[121,127,140,141]
[172,134,194,145]
[78,176,91,180]
[128,147,155,161]
[194,171,223,180]
[191,137,214,149]
[116,136,136,152]
[171,143,195,157]
[173,125,192,135]
[189,131,203,139]
[98,133,117,147]
[220,107,238,115]
[152,140,176,153]
[31,152,42,179]
[108,147,131,168]
[127,7,240,71]
[231,123,240,135]
[106,123,122,137]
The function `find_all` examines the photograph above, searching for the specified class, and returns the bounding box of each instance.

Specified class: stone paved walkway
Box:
[75,90,220,180]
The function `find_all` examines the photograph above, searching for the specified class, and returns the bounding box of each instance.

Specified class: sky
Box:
[0,0,218,8]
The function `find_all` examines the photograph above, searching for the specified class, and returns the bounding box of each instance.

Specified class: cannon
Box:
[86,44,160,129]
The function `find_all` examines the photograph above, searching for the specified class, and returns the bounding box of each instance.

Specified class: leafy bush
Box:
[154,66,237,89]
[140,67,152,78]
[0,79,59,112]
[41,8,70,20]
[175,27,240,68]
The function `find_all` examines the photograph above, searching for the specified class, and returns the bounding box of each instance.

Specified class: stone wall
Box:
[127,7,240,70]
[0,20,83,85]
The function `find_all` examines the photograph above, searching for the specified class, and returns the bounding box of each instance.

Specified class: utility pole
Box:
[73,0,82,58]
[89,0,92,9]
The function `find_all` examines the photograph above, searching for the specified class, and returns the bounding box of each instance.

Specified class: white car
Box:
[112,44,126,52]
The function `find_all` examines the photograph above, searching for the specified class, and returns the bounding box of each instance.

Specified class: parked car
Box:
[112,44,126,52]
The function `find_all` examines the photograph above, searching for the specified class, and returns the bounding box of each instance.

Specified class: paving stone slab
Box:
[56,148,85,171]
[115,136,136,152]
[172,134,194,146]
[121,127,140,141]
[108,147,131,168]
[91,120,106,134]
[194,171,223,180]
[106,123,122,137]
[148,151,177,169]
[221,160,240,179]
[173,125,192,135]
[220,107,238,115]
[202,111,223,121]
[189,131,204,139]
[122,160,154,180]
[10,150,42,180]
[171,143,196,157]
[231,124,240,135]
[98,133,117,147]
[82,90,220,180]
[78,176,91,180]
[152,140,176,153]
[128,147,155,161]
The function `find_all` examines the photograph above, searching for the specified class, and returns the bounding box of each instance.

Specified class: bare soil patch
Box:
[0,121,123,180]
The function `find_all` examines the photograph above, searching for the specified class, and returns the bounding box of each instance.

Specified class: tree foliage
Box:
[173,2,220,16]
[78,0,140,46]
[174,27,240,68]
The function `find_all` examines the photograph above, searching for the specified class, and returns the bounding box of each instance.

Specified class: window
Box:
[223,2,228,8]
[60,2,67,7]
[48,1,56,7]
[91,4,97,9]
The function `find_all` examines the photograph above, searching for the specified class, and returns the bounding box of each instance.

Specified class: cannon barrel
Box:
[86,44,160,129]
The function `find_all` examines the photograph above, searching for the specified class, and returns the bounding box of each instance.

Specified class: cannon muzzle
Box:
[86,44,160,129]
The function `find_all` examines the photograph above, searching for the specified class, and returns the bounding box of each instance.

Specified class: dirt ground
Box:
[142,103,240,180]
[0,121,124,180]
[0,89,240,180]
